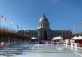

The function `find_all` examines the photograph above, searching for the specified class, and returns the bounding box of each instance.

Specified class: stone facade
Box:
[18,14,72,40]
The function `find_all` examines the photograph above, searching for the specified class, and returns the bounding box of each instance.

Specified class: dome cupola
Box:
[38,14,50,29]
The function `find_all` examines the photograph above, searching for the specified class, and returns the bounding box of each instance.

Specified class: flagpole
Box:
[0,14,6,30]
[0,14,2,27]
[65,27,66,36]
[69,28,71,35]
[0,15,2,30]
[74,25,75,34]
[17,25,19,32]
[0,18,1,27]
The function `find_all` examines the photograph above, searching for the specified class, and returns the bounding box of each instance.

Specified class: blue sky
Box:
[0,0,82,33]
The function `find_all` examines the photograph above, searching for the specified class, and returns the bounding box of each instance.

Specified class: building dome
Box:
[37,14,50,29]
[39,14,48,23]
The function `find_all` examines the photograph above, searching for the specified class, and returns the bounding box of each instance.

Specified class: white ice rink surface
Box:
[0,44,82,57]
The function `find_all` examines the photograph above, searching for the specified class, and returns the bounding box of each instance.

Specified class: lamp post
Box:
[80,23,82,33]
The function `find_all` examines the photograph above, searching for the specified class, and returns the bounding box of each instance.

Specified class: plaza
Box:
[0,43,82,57]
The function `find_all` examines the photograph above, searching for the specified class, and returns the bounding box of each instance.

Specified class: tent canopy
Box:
[52,36,63,40]
[31,37,37,39]
[72,36,82,40]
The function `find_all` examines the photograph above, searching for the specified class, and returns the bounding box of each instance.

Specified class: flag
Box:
[17,25,18,27]
[0,15,6,22]
[17,25,19,29]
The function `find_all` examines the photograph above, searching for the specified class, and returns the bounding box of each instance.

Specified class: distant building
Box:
[18,14,72,40]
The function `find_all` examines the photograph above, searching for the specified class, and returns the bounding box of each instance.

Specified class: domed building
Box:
[37,14,51,40]
[37,14,50,29]
[18,14,72,40]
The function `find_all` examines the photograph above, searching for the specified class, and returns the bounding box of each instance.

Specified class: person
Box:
[0,42,5,48]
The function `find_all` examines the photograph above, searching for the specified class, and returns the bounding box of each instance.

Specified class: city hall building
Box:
[18,14,72,40]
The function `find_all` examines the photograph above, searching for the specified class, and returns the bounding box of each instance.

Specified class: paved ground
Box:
[0,43,82,57]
